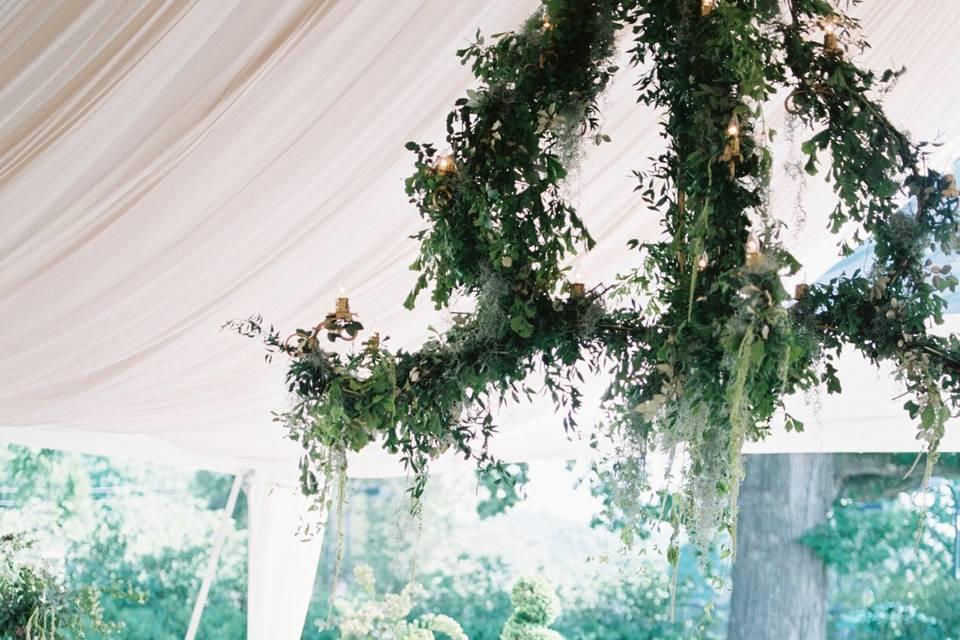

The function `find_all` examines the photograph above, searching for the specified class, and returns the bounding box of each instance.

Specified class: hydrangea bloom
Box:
[321,565,469,640]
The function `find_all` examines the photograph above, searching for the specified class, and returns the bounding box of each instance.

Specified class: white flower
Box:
[353,564,375,594]
[321,565,468,640]
[421,613,469,640]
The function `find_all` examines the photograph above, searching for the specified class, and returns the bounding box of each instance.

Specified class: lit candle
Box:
[570,265,586,297]
[823,14,837,35]
[822,15,840,53]
[436,155,457,175]
[726,114,740,138]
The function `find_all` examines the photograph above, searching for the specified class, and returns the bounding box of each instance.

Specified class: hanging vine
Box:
[232,0,960,562]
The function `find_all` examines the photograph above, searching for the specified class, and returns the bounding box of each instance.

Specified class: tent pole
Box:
[185,470,246,640]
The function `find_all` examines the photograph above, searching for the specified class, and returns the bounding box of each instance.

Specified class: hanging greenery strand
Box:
[231,0,960,559]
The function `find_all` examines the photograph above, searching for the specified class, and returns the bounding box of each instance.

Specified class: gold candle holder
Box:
[570,282,586,297]
[823,32,839,53]
[942,174,959,198]
[335,296,352,320]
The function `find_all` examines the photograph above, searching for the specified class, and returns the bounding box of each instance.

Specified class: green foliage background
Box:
[5,445,960,639]
[0,446,247,640]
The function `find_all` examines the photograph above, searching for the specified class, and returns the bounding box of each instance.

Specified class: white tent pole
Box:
[185,470,246,640]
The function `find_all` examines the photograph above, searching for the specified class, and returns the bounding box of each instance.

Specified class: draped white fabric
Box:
[2,0,960,470]
[2,1,960,636]
[246,470,325,640]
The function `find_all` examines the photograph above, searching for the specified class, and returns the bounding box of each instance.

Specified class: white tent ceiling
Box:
[2,0,960,476]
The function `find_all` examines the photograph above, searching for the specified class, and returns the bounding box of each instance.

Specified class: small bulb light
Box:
[697,253,709,270]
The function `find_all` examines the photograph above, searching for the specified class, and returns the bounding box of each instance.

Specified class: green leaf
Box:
[509,314,534,337]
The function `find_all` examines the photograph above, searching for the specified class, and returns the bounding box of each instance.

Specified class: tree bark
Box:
[727,454,840,640]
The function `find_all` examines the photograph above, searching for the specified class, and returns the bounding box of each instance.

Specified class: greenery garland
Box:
[232,0,960,560]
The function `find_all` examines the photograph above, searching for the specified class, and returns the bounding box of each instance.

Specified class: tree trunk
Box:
[728,454,840,640]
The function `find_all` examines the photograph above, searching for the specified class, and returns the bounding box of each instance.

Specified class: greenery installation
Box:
[232,0,960,560]
[0,533,119,640]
